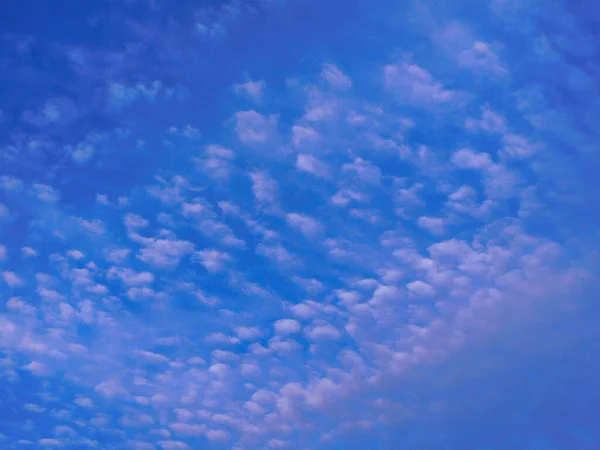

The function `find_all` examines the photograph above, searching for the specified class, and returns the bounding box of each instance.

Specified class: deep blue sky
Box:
[1,0,599,449]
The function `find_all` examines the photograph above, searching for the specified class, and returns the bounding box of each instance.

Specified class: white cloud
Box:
[235,326,263,340]
[292,125,319,148]
[274,319,301,335]
[305,324,341,341]
[417,216,446,236]
[194,144,235,181]
[384,61,458,107]
[22,246,37,257]
[195,249,231,273]
[136,238,194,269]
[107,267,154,286]
[234,79,265,102]
[296,153,330,177]
[157,441,190,450]
[72,142,95,164]
[451,148,493,170]
[31,183,60,202]
[205,429,230,441]
[249,170,278,210]
[3,271,24,287]
[285,213,323,238]
[342,157,382,184]
[458,41,506,75]
[23,361,49,377]
[234,110,278,145]
[22,97,78,127]
[74,397,94,409]
[38,438,63,448]
[132,350,169,364]
[406,280,436,297]
[321,63,352,90]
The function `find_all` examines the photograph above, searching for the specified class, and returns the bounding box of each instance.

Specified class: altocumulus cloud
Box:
[0,0,599,449]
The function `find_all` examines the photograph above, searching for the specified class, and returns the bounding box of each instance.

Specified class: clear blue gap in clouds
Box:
[0,0,599,449]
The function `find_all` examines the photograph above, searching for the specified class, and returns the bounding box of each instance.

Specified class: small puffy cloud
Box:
[22,97,79,127]
[208,363,229,378]
[3,271,24,287]
[74,397,94,409]
[292,125,319,148]
[205,429,230,442]
[290,302,319,319]
[234,110,278,145]
[234,326,263,340]
[72,142,94,164]
[331,189,368,206]
[296,153,330,177]
[67,249,85,260]
[458,41,506,75]
[108,267,154,286]
[77,218,106,236]
[406,280,436,297]
[501,133,538,158]
[22,246,38,257]
[95,379,127,398]
[321,63,352,90]
[24,403,46,413]
[31,184,60,202]
[256,243,297,267]
[38,438,63,448]
[249,170,278,209]
[305,324,341,341]
[274,319,301,335]
[194,144,235,181]
[137,238,194,269]
[342,157,382,184]
[107,80,163,110]
[158,441,190,450]
[133,350,169,364]
[384,61,458,107]
[195,249,231,273]
[465,105,506,133]
[417,216,446,236]
[285,213,324,238]
[23,361,50,377]
[1,175,24,192]
[204,332,240,345]
[105,248,131,264]
[234,79,265,102]
[451,148,493,170]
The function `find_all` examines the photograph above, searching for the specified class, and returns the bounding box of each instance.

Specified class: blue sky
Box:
[1,0,600,448]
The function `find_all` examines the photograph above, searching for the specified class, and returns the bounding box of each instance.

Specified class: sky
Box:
[1,0,600,449]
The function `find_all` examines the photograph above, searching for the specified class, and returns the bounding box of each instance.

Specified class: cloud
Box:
[342,157,382,184]
[285,213,323,238]
[1,1,598,449]
[249,170,278,210]
[234,110,278,145]
[384,61,459,107]
[22,97,79,127]
[321,63,353,90]
[273,319,301,335]
[451,148,493,170]
[3,271,24,287]
[234,79,265,102]
[305,324,341,341]
[296,153,330,177]
[417,216,446,236]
